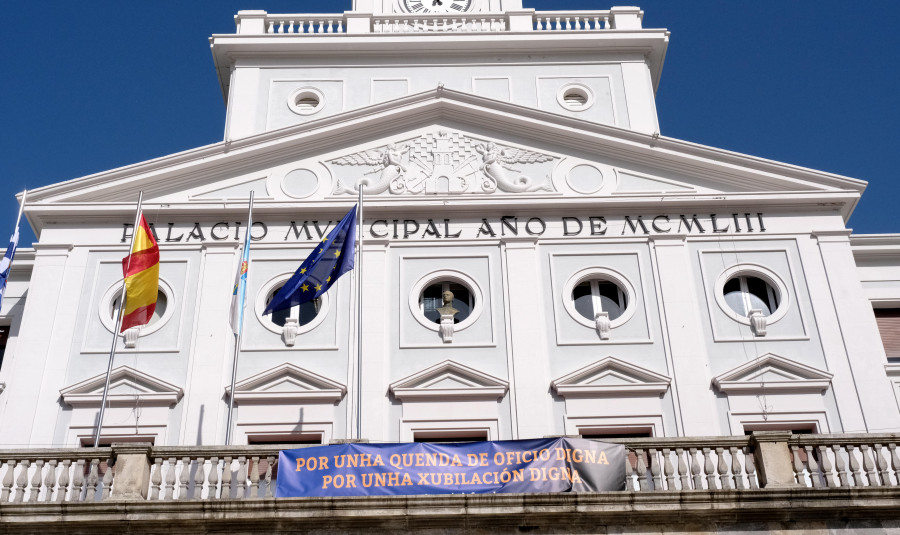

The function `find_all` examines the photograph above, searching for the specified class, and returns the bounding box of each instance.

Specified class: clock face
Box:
[402,0,472,14]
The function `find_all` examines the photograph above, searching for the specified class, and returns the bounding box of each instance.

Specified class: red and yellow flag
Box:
[120,215,159,332]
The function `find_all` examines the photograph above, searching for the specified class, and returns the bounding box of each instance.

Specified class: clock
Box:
[402,0,472,14]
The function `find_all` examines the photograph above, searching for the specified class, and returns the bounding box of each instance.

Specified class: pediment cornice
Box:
[389,360,508,401]
[712,354,833,394]
[551,357,671,397]
[224,363,346,403]
[60,366,183,407]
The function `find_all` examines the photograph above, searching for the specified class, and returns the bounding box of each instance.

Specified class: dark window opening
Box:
[265,285,321,328]
[0,325,8,371]
[413,430,487,443]
[422,282,472,324]
[247,434,322,445]
[875,308,900,359]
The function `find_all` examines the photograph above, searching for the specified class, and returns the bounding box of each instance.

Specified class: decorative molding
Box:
[60,366,183,407]
[390,360,508,401]
[224,363,346,403]
[551,356,670,397]
[329,130,556,196]
[712,353,833,394]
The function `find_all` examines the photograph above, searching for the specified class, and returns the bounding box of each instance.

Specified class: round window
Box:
[562,267,636,330]
[255,274,330,335]
[557,83,594,111]
[287,87,325,116]
[99,278,176,336]
[714,264,790,326]
[408,270,484,334]
[265,284,322,328]
[420,282,472,324]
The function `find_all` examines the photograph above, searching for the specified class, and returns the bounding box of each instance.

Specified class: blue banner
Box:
[276,438,624,497]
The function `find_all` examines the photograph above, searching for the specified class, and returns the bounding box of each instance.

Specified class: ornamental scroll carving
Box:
[329,131,557,195]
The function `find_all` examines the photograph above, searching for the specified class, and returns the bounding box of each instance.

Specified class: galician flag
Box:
[230,217,253,335]
[264,205,357,315]
[120,215,160,332]
[0,228,20,313]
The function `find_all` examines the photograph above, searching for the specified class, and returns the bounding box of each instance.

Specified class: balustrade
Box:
[788,434,900,488]
[0,449,113,503]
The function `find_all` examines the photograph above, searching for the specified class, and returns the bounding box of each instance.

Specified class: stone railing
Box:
[4,432,900,504]
[233,7,643,36]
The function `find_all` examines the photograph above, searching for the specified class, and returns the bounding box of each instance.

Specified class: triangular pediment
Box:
[225,363,346,403]
[60,366,183,407]
[389,360,508,401]
[712,353,833,394]
[23,88,864,231]
[551,357,670,397]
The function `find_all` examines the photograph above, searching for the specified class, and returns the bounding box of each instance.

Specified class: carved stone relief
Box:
[329,130,557,195]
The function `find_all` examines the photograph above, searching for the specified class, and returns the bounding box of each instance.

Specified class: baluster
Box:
[101,457,114,500]
[44,460,57,503]
[163,457,176,500]
[57,460,70,502]
[191,457,206,499]
[276,21,284,34]
[318,20,325,34]
[661,448,675,490]
[329,20,336,33]
[29,460,44,502]
[264,456,275,498]
[648,449,661,490]
[592,16,600,30]
[86,459,100,501]
[603,16,609,29]
[624,450,634,491]
[833,445,850,487]
[875,444,890,487]
[804,446,821,488]
[178,457,190,499]
[744,447,758,489]
[702,448,716,489]
[236,457,248,499]
[554,17,561,30]
[790,446,805,486]
[337,19,344,33]
[817,445,835,487]
[676,448,689,490]
[14,459,30,502]
[564,17,572,30]
[572,16,580,30]
[635,449,648,491]
[861,445,879,486]
[208,457,220,500]
[222,457,233,500]
[249,457,260,498]
[267,20,274,33]
[889,444,900,486]
[729,447,745,489]
[716,447,731,490]
[848,445,865,486]
[284,20,292,34]
[1,460,15,502]
[149,458,162,500]
[72,460,85,502]
[689,448,702,489]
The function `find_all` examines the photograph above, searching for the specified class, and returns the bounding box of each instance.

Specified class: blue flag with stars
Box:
[264,205,357,315]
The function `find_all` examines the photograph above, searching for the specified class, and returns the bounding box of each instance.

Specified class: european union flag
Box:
[264,205,357,315]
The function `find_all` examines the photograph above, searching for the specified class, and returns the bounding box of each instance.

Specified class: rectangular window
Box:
[875,308,900,358]
[247,434,322,445]
[0,325,7,371]
[413,430,487,443]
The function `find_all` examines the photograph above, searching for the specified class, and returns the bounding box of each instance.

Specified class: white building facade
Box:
[1,0,899,450]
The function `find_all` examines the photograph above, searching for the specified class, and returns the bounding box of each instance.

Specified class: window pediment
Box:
[389,360,508,401]
[225,363,346,403]
[712,353,833,394]
[60,366,183,407]
[551,357,670,397]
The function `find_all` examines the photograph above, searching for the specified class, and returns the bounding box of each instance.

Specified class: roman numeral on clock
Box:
[450,3,463,10]
[410,2,423,9]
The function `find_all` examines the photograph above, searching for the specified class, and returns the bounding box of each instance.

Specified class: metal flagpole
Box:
[12,190,26,240]
[226,192,254,445]
[95,191,144,448]
[356,185,364,440]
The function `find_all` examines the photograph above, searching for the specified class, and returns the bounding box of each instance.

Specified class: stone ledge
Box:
[2,488,900,533]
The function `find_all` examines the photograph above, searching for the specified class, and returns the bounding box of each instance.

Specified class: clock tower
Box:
[354,0,516,13]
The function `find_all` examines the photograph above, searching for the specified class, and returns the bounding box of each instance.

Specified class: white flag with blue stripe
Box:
[0,229,20,312]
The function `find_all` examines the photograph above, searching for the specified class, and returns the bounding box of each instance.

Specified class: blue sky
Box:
[2,0,897,246]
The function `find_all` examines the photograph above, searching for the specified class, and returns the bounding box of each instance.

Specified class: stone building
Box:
[1,1,900,532]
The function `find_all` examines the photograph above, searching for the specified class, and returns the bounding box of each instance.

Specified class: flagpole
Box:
[226,191,254,445]
[13,190,26,234]
[356,185,364,440]
[94,191,143,448]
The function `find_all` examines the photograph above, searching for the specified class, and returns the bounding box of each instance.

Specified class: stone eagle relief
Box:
[329,131,557,195]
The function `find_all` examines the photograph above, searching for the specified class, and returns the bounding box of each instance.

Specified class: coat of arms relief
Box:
[328,131,558,195]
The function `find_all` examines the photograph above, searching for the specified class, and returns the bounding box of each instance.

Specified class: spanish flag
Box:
[120,215,159,332]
